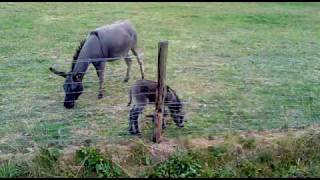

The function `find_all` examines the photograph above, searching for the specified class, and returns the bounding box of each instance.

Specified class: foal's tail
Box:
[127,88,132,107]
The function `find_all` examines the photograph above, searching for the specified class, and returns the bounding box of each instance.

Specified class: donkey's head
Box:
[49,67,83,109]
[169,103,185,128]
[49,39,86,109]
[167,86,185,128]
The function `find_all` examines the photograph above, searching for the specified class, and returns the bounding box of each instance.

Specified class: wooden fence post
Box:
[153,41,168,143]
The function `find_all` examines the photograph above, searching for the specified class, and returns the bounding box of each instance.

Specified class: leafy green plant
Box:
[150,151,202,178]
[75,147,123,177]
[209,145,228,160]
[33,147,60,170]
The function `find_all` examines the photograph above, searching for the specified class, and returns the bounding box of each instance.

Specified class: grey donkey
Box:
[127,79,185,135]
[49,20,145,109]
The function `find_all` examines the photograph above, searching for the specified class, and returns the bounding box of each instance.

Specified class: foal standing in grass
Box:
[127,79,185,135]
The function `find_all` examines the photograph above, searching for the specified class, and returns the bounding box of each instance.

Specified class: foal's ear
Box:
[72,73,82,82]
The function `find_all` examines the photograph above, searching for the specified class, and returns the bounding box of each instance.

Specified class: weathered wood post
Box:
[153,41,168,143]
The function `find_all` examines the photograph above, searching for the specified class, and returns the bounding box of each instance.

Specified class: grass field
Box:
[0,2,320,164]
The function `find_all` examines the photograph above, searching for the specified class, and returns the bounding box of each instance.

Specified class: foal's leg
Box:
[92,62,106,99]
[131,48,145,80]
[129,104,145,135]
[147,109,168,129]
[128,106,135,134]
[124,55,132,82]
[162,108,169,129]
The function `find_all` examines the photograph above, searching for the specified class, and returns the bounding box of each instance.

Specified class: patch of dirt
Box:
[97,142,133,164]
[58,145,81,165]
[188,137,225,149]
[149,138,179,163]
[70,128,93,145]
[0,136,9,144]
[0,132,37,161]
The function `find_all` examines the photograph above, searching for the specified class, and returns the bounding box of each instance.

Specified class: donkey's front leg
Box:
[129,105,144,135]
[93,62,105,99]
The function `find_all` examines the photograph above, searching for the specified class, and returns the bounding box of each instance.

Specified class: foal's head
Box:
[167,86,185,128]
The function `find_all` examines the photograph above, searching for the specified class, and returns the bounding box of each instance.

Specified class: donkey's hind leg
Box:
[131,48,145,80]
[124,55,132,82]
[146,112,167,129]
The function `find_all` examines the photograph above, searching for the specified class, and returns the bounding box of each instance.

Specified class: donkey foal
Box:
[127,79,185,135]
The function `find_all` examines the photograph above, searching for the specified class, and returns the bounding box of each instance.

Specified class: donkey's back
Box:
[95,20,136,37]
[92,20,138,57]
[127,79,157,106]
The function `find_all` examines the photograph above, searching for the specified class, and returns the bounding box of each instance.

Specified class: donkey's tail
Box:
[127,88,132,107]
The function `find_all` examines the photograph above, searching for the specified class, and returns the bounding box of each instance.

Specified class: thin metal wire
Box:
[3,63,320,76]
[1,50,319,153]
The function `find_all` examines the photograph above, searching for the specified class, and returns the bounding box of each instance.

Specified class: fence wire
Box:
[1,52,320,160]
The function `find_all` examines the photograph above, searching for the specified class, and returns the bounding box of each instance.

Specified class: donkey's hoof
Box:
[98,93,104,99]
[123,77,129,82]
[135,131,142,137]
[129,130,141,136]
[136,132,142,137]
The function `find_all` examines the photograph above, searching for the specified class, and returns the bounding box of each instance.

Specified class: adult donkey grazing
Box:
[49,20,145,109]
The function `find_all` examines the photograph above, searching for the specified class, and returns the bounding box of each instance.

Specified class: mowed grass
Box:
[0,2,320,154]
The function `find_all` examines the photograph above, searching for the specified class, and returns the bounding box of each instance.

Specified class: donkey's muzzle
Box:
[64,101,75,109]
[177,122,184,128]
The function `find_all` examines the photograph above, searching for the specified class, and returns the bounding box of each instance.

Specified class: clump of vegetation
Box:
[1,130,320,178]
[0,161,28,178]
[148,130,320,178]
[149,150,203,178]
[238,136,257,150]
[33,147,60,170]
[75,147,124,178]
[206,131,317,177]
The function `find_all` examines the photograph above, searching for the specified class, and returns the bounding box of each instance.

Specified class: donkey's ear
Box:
[49,67,67,78]
[166,86,170,92]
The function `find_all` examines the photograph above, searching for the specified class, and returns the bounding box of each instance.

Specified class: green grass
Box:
[0,161,27,178]
[0,2,320,162]
[75,147,125,177]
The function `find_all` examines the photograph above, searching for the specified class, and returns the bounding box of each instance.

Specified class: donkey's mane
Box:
[167,86,181,105]
[71,39,86,71]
